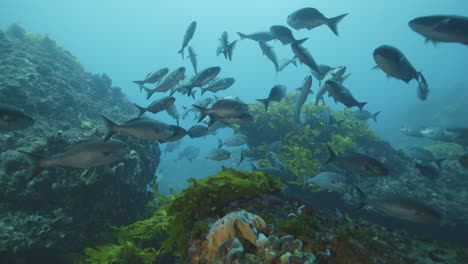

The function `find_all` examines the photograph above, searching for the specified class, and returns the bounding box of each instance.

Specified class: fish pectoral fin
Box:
[371,65,379,71]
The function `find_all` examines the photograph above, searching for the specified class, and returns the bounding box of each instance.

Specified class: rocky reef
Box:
[0,24,159,263]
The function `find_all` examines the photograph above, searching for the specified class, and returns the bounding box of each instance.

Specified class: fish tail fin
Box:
[323,144,337,165]
[143,86,155,100]
[192,104,208,123]
[133,104,146,117]
[227,40,237,61]
[296,38,308,45]
[133,81,144,92]
[100,115,118,141]
[256,98,270,111]
[237,32,246,39]
[358,102,367,111]
[291,57,298,67]
[217,138,223,149]
[327,13,348,36]
[417,71,429,100]
[372,111,381,123]
[207,115,217,127]
[177,48,184,59]
[19,151,48,182]
[200,88,207,96]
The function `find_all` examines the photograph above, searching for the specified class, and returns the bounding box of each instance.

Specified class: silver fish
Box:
[101,116,174,141]
[178,21,197,59]
[287,8,348,36]
[134,96,176,117]
[20,138,128,180]
[206,148,231,161]
[294,76,313,121]
[259,41,279,72]
[216,31,237,61]
[409,15,468,45]
[133,68,169,91]
[237,31,275,42]
[201,77,236,95]
[187,46,198,74]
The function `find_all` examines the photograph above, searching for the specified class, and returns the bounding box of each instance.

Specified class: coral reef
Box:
[0,24,159,262]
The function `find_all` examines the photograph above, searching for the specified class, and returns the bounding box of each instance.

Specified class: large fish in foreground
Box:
[20,138,128,180]
[256,84,287,111]
[373,45,429,101]
[0,104,34,131]
[101,116,174,141]
[216,31,237,61]
[287,7,348,36]
[324,144,389,177]
[409,15,468,45]
[178,21,197,59]
[325,80,366,110]
[356,187,442,224]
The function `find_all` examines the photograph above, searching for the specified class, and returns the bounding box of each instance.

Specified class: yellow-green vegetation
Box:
[240,93,378,182]
[161,167,282,257]
[75,168,282,263]
[424,143,465,159]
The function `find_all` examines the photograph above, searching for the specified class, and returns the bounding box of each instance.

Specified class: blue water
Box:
[1,0,467,192]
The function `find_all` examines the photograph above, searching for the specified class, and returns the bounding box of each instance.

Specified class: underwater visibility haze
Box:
[1,0,468,263]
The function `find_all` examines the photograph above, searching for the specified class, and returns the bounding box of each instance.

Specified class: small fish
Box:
[356,187,442,224]
[294,76,313,121]
[178,21,197,59]
[269,25,307,45]
[216,31,237,61]
[187,46,198,74]
[237,31,275,42]
[267,151,287,172]
[101,116,174,141]
[400,126,424,138]
[133,68,169,91]
[20,138,128,180]
[409,15,468,46]
[352,110,381,123]
[287,8,348,36]
[134,96,176,117]
[206,148,231,161]
[164,141,182,153]
[201,77,236,95]
[0,104,34,131]
[187,125,209,138]
[193,99,249,123]
[258,41,279,73]
[409,147,445,167]
[415,162,439,179]
[256,84,287,111]
[144,67,186,99]
[325,80,366,110]
[183,66,221,95]
[373,45,429,101]
[278,57,297,72]
[303,172,349,192]
[166,104,180,126]
[324,144,389,177]
[218,134,248,148]
[251,163,286,179]
[291,42,321,74]
[268,141,283,153]
[177,145,200,163]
